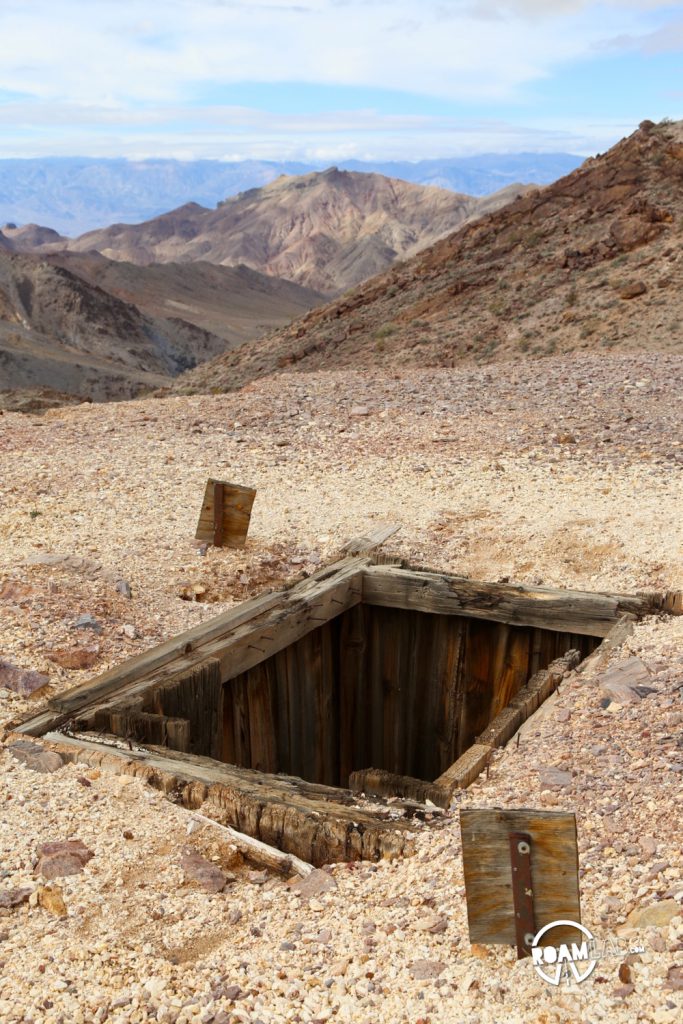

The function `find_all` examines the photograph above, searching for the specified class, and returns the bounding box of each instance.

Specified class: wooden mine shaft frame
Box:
[12,543,681,866]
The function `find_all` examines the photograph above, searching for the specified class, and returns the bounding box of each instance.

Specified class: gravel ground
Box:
[0,350,682,1023]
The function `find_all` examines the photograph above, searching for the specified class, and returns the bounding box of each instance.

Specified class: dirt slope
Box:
[38,169,527,295]
[0,250,322,404]
[43,253,323,347]
[173,120,683,396]
[0,251,224,401]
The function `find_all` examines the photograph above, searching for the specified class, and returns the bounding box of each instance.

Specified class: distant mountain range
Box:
[172,120,682,396]
[0,154,584,235]
[16,169,529,295]
[0,166,532,405]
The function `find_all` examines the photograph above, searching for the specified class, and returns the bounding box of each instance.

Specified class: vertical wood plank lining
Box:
[215,607,602,785]
[339,603,367,785]
[247,660,278,773]
[274,645,291,776]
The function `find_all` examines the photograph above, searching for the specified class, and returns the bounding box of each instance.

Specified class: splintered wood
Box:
[195,478,256,548]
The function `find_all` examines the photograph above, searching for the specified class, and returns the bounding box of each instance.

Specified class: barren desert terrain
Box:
[0,350,681,1023]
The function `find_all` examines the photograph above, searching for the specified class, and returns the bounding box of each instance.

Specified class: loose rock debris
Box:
[0,352,681,1023]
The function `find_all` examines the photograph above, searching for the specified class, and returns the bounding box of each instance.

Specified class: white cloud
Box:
[0,98,635,160]
[0,1,677,159]
[0,0,676,105]
[600,17,683,54]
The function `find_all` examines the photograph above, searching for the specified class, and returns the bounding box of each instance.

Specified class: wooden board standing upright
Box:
[195,479,256,548]
[460,807,582,957]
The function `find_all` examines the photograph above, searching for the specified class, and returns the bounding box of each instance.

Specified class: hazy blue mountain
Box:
[0,158,313,235]
[340,153,584,194]
[0,153,584,235]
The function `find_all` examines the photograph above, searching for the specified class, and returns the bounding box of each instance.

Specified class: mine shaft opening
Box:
[15,557,674,864]
[214,603,600,788]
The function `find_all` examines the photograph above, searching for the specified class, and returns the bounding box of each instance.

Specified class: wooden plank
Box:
[458,619,494,756]
[368,603,384,771]
[35,732,419,866]
[381,608,402,775]
[284,639,303,780]
[436,616,465,776]
[342,522,401,555]
[298,626,321,784]
[213,481,224,547]
[155,658,224,759]
[192,813,314,878]
[397,609,419,778]
[221,676,237,765]
[319,619,339,786]
[435,744,493,791]
[528,627,544,680]
[411,611,438,780]
[349,768,450,808]
[338,603,366,784]
[460,808,581,946]
[230,675,251,768]
[477,705,524,749]
[15,557,367,738]
[246,661,278,774]
[362,565,658,637]
[490,627,531,719]
[273,645,291,778]
[195,477,256,548]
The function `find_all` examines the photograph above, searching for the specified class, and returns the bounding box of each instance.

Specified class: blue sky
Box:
[0,0,681,160]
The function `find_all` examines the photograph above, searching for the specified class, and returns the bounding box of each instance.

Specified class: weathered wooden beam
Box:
[31,732,419,866]
[191,812,314,878]
[349,768,450,808]
[342,523,401,555]
[14,556,369,738]
[435,744,493,792]
[362,565,660,637]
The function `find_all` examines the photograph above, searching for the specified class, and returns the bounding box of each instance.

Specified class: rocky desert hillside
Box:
[42,253,322,348]
[0,251,211,402]
[0,250,321,406]
[36,169,526,295]
[174,120,683,396]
